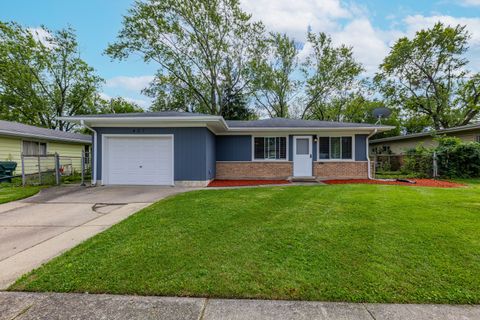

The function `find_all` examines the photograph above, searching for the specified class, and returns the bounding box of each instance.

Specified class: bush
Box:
[436,137,480,178]
[402,145,433,178]
[402,136,480,178]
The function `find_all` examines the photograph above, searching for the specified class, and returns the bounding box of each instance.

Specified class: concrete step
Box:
[288,176,319,183]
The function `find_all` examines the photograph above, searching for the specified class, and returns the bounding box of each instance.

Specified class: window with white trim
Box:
[84,145,91,164]
[22,141,47,156]
[318,136,353,160]
[254,137,287,160]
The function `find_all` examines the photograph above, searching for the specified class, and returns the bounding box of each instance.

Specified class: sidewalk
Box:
[1,292,479,320]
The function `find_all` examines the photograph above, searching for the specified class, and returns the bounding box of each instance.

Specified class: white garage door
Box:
[103,135,173,185]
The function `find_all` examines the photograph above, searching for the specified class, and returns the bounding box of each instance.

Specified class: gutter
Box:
[366,128,378,180]
[81,120,97,186]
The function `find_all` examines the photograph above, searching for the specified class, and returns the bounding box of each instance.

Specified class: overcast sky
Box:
[1,0,479,109]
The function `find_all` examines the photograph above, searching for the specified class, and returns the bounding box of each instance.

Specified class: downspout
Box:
[366,128,378,180]
[81,120,97,185]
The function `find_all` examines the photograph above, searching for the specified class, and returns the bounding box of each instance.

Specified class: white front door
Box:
[293,136,313,177]
[104,135,174,185]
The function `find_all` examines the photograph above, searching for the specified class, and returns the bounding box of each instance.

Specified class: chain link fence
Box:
[20,152,91,186]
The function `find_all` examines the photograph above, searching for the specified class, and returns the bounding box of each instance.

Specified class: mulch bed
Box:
[324,179,464,188]
[208,180,291,187]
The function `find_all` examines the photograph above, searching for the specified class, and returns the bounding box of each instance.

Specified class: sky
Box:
[1,0,480,109]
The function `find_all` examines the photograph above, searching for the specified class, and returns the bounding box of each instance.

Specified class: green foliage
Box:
[402,145,434,178]
[301,32,365,120]
[376,22,480,131]
[402,136,480,178]
[97,96,144,114]
[106,0,265,117]
[252,32,299,117]
[435,137,480,178]
[0,22,103,131]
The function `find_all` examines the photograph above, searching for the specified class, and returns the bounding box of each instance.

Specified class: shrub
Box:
[436,137,480,178]
[402,145,433,178]
[401,136,480,178]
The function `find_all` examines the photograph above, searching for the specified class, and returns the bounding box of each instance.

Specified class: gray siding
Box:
[205,130,216,180]
[355,134,368,161]
[94,127,214,181]
[216,135,251,161]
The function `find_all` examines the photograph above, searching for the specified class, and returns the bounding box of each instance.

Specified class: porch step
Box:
[288,176,319,183]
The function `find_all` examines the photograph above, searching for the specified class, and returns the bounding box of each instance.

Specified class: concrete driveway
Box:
[0,185,194,289]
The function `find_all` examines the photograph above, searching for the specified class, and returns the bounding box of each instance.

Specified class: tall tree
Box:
[375,22,480,131]
[97,96,144,114]
[106,0,265,117]
[252,32,299,118]
[0,22,103,131]
[300,32,364,120]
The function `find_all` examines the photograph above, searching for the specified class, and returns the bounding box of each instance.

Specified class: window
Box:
[254,137,287,160]
[476,135,480,143]
[22,141,47,156]
[84,145,90,164]
[318,136,353,160]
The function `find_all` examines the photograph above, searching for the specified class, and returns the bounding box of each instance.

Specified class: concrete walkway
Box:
[0,185,194,289]
[1,292,479,320]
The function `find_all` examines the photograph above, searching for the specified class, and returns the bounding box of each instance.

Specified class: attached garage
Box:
[102,135,174,185]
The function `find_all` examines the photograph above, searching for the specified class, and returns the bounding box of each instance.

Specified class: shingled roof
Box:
[226,118,386,128]
[0,120,91,143]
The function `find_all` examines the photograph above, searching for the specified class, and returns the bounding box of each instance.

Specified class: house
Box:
[370,122,480,155]
[0,119,92,175]
[61,112,393,186]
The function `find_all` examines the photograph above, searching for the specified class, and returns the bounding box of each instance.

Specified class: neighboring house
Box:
[0,120,92,175]
[370,123,480,155]
[61,112,393,186]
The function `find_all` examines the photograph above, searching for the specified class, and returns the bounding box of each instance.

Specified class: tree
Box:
[252,32,299,118]
[300,32,364,120]
[98,96,144,114]
[220,85,256,120]
[106,0,265,117]
[375,22,480,131]
[0,22,103,131]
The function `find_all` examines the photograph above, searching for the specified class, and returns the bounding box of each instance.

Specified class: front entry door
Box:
[293,136,313,177]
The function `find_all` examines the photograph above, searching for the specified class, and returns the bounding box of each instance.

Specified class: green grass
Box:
[10,182,480,304]
[0,184,42,204]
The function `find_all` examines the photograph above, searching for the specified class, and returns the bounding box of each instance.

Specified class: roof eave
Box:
[58,116,229,132]
[0,130,91,144]
[228,126,394,132]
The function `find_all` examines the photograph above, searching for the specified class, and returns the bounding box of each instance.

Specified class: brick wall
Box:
[314,161,369,179]
[216,161,293,179]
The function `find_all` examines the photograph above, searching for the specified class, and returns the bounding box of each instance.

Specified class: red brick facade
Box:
[216,161,369,180]
[314,161,369,179]
[216,161,293,179]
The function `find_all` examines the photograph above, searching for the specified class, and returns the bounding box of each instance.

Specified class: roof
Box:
[73,111,215,118]
[60,111,394,133]
[0,120,91,144]
[227,118,387,128]
[370,122,480,144]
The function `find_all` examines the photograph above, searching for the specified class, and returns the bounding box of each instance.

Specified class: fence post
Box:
[37,155,42,185]
[81,150,85,186]
[433,151,438,178]
[54,153,60,185]
[21,153,26,187]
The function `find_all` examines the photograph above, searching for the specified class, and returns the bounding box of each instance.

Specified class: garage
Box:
[102,135,174,185]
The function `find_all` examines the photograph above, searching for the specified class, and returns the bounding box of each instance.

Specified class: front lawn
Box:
[10,182,480,304]
[0,184,42,204]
